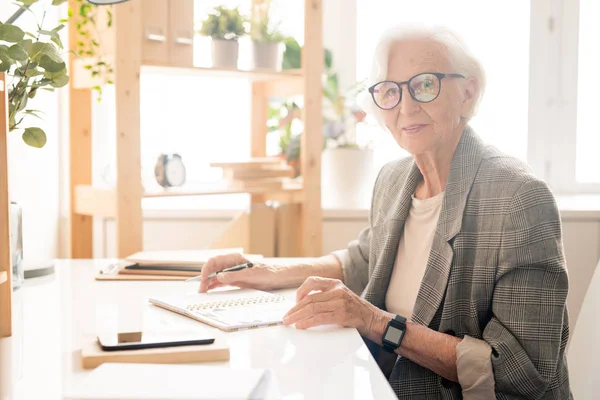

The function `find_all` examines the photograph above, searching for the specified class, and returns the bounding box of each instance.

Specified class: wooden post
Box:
[68,0,93,258]
[301,0,323,256]
[114,0,143,257]
[0,73,12,338]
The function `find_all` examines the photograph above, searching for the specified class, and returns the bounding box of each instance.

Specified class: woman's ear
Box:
[460,77,478,118]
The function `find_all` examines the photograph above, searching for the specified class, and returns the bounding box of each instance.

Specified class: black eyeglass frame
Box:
[368,72,465,110]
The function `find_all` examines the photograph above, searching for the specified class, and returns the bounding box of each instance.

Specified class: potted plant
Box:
[249,0,284,70]
[1,0,69,288]
[198,5,247,69]
[270,42,376,207]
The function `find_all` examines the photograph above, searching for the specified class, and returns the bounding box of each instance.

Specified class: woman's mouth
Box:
[402,124,427,135]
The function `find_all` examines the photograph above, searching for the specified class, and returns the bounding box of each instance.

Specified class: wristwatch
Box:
[382,315,407,353]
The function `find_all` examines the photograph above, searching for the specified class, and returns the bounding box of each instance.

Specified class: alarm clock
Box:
[154,153,186,188]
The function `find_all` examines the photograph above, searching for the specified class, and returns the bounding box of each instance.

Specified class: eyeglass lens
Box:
[372,73,441,109]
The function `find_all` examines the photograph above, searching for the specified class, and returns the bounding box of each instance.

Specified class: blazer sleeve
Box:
[332,226,371,295]
[484,179,569,399]
[331,163,390,295]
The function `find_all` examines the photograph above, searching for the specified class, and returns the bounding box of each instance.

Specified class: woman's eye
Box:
[385,88,398,97]
[422,79,433,89]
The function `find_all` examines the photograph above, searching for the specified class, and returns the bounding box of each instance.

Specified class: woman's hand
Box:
[198,253,282,293]
[282,276,389,338]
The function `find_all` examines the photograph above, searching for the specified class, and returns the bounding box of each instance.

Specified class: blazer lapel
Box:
[411,125,488,327]
[363,162,421,310]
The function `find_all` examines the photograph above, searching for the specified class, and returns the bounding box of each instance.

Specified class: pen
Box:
[185,262,254,282]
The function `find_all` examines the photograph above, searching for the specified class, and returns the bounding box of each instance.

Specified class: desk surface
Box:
[8,259,397,400]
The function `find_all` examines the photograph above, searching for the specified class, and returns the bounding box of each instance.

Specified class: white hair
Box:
[359,25,486,129]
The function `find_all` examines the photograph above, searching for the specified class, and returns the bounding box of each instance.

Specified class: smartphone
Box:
[97,330,215,352]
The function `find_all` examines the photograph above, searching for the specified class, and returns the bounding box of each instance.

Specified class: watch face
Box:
[384,326,403,344]
[165,158,186,187]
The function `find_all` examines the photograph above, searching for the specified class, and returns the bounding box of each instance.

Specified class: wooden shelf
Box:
[74,182,304,218]
[72,57,303,90]
[0,271,6,285]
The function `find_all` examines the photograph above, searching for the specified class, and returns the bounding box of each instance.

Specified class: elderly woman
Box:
[199,26,571,399]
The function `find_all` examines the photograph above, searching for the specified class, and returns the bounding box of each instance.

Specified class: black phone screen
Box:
[97,331,215,351]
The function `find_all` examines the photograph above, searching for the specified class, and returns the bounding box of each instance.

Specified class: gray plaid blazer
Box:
[340,126,571,399]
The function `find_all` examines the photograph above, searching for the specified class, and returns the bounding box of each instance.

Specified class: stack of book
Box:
[211,158,294,191]
[98,249,262,281]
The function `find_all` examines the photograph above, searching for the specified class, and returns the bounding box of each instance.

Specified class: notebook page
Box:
[150,288,294,331]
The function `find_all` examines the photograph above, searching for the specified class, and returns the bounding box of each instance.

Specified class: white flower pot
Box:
[250,41,282,70]
[321,148,377,209]
[211,39,239,69]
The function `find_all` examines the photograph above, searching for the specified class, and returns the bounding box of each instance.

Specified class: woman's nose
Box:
[398,87,420,116]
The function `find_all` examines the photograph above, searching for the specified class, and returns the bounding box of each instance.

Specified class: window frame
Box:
[527,0,599,193]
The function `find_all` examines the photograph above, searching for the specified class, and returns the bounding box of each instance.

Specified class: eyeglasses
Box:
[368,72,465,110]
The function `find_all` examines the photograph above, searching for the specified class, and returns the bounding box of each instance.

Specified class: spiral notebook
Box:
[149,289,294,332]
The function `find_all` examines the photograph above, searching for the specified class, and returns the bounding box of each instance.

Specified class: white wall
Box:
[1,2,67,269]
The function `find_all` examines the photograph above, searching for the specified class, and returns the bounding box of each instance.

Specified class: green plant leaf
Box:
[18,0,39,5]
[282,37,301,70]
[52,0,68,5]
[24,31,36,39]
[51,24,65,33]
[0,24,25,43]
[24,109,44,120]
[25,69,43,78]
[50,36,63,49]
[27,87,37,99]
[324,48,333,70]
[50,74,69,88]
[42,87,55,92]
[28,42,62,64]
[8,44,27,61]
[39,54,66,73]
[18,39,33,52]
[38,29,60,39]
[22,127,47,148]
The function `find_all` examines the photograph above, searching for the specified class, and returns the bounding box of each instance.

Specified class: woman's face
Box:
[380,39,475,157]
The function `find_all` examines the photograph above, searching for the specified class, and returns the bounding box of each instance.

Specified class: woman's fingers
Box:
[198,253,248,293]
[294,312,338,330]
[283,297,342,326]
[295,276,340,302]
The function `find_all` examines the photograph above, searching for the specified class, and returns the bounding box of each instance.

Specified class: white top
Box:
[385,192,444,317]
[6,259,397,400]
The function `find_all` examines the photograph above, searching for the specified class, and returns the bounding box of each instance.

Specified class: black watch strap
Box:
[382,315,407,353]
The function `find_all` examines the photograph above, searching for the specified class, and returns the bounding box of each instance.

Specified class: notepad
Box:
[125,248,263,268]
[65,363,271,400]
[149,288,293,332]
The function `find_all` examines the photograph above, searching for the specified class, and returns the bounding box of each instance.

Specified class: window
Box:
[576,0,600,183]
[356,0,531,173]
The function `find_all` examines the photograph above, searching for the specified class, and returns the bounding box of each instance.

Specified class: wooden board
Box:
[118,268,199,277]
[81,337,230,369]
[95,273,189,281]
[0,72,12,338]
[168,0,194,67]
[115,0,144,258]
[210,158,283,170]
[224,166,294,180]
[68,0,93,258]
[301,0,324,256]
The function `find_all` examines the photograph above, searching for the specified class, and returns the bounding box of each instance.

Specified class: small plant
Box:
[198,6,247,41]
[68,0,114,100]
[269,41,368,172]
[0,0,70,148]
[250,0,284,43]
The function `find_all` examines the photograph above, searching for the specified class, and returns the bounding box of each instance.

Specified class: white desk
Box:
[7,259,397,400]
